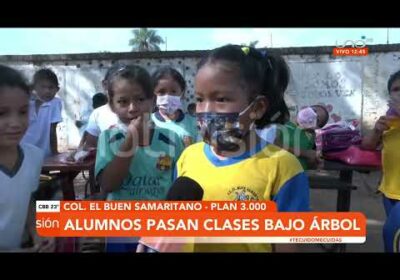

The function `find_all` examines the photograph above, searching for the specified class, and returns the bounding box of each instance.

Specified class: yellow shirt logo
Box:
[156,154,172,171]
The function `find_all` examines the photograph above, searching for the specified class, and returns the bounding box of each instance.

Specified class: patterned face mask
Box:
[196,98,260,152]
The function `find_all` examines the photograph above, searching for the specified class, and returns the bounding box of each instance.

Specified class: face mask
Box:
[196,98,259,152]
[297,107,318,129]
[156,94,182,115]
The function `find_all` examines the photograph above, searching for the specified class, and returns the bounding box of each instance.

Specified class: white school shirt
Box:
[85,104,119,137]
[0,143,44,251]
[21,97,62,157]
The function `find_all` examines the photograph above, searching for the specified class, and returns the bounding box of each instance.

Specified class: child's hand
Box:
[374,116,390,134]
[128,116,143,136]
[127,113,151,137]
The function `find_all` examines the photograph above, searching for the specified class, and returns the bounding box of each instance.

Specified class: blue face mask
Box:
[196,98,260,152]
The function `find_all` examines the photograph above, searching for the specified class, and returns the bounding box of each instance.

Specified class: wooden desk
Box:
[41,153,96,200]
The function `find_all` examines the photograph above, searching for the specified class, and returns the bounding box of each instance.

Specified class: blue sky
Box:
[0,28,398,55]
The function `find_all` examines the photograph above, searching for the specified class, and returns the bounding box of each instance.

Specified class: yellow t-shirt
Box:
[379,127,400,200]
[175,141,310,252]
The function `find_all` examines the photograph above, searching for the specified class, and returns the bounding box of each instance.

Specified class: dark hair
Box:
[152,66,186,92]
[103,63,127,83]
[92,92,108,109]
[33,68,59,87]
[107,65,153,101]
[0,64,30,95]
[197,44,290,128]
[387,69,400,93]
[311,104,329,128]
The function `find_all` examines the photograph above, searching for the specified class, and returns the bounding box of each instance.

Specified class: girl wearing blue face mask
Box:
[151,66,198,147]
[168,45,310,253]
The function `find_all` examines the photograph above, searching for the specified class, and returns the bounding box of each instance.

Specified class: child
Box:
[76,92,108,137]
[275,104,330,170]
[94,65,185,252]
[84,65,122,148]
[361,70,400,253]
[76,92,108,148]
[151,66,198,147]
[140,45,310,253]
[67,67,121,162]
[0,65,54,252]
[20,68,62,157]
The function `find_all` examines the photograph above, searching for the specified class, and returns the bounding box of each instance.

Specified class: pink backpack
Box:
[323,145,382,167]
[315,122,362,153]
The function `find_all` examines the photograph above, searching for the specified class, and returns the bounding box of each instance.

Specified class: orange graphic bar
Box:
[36,201,366,239]
[333,47,369,56]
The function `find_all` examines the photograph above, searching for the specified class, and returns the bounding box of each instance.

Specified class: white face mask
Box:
[156,94,182,115]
